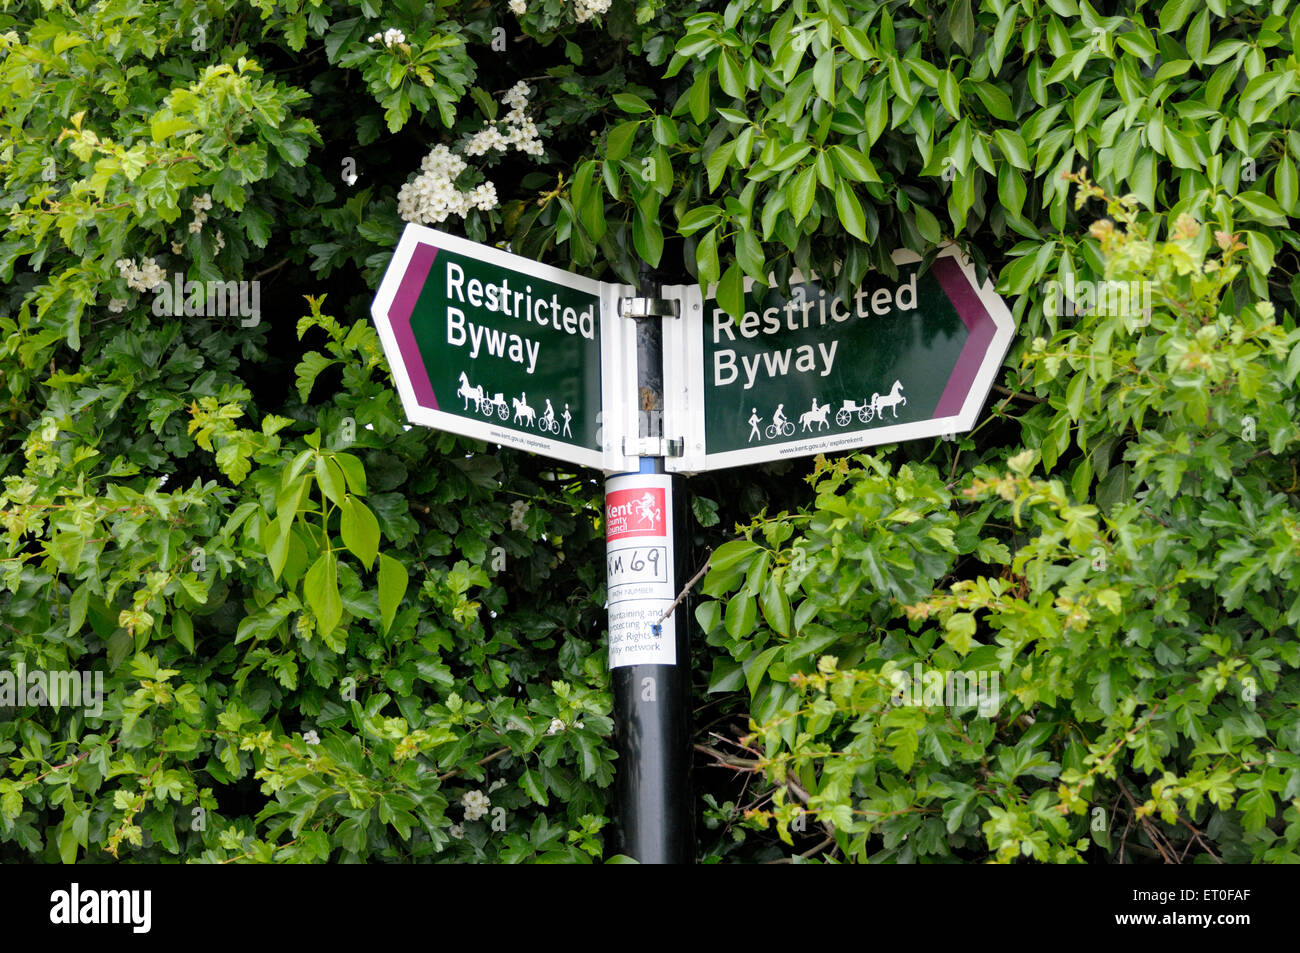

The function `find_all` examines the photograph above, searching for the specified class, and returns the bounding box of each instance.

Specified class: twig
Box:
[1176,813,1223,863]
[993,384,1049,404]
[653,549,713,626]
[1115,778,1177,864]
[693,743,760,770]
[252,256,290,281]
[765,834,835,863]
[436,746,510,782]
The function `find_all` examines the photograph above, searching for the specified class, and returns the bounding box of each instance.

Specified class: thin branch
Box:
[252,256,290,281]
[1115,778,1176,864]
[993,384,1049,404]
[653,548,712,626]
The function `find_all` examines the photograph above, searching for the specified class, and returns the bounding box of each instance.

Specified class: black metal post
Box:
[606,267,694,864]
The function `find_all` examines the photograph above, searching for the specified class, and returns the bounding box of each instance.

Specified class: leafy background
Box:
[0,0,1298,863]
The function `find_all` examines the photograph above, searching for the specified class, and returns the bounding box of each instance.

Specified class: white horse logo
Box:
[457,371,484,412]
[871,380,907,419]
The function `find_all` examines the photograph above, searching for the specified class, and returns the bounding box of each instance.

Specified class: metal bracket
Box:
[620,297,681,319]
[623,436,684,457]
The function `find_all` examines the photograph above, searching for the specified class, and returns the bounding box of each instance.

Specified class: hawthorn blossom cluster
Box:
[506,0,609,22]
[397,144,499,225]
[461,789,491,822]
[463,82,544,158]
[188,192,212,235]
[546,717,583,734]
[509,500,530,531]
[368,28,406,48]
[396,83,549,225]
[115,257,165,291]
[571,0,612,22]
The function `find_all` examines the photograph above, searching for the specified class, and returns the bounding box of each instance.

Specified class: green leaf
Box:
[692,495,720,527]
[377,553,408,635]
[993,129,1031,170]
[696,225,721,285]
[687,71,711,124]
[315,455,346,505]
[745,645,780,696]
[1066,371,1086,421]
[605,121,640,161]
[706,139,737,192]
[972,81,1014,121]
[716,262,744,318]
[788,165,818,224]
[944,612,976,654]
[997,164,1027,217]
[710,540,760,573]
[68,583,89,637]
[1236,191,1287,226]
[718,49,744,99]
[759,574,791,636]
[304,551,342,636]
[829,144,881,183]
[735,228,765,279]
[813,53,835,103]
[938,69,961,119]
[173,610,194,653]
[613,93,651,114]
[835,179,868,241]
[632,202,664,266]
[1275,155,1298,214]
[521,768,549,806]
[948,0,974,54]
[865,79,888,146]
[678,205,722,236]
[332,452,367,496]
[707,657,746,693]
[340,495,380,570]
[724,590,757,640]
[1158,0,1197,34]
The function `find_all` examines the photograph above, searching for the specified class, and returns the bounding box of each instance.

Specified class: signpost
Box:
[663,244,1015,472]
[371,227,1015,864]
[369,224,638,473]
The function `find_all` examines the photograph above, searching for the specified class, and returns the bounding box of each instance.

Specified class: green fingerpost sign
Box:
[371,225,628,471]
[664,245,1015,472]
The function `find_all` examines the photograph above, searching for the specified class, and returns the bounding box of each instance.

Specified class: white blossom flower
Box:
[107,298,127,313]
[368,28,407,48]
[572,0,611,23]
[190,192,212,213]
[303,730,320,745]
[170,241,184,255]
[214,230,225,251]
[508,0,527,13]
[449,823,464,839]
[461,789,491,821]
[546,717,565,735]
[398,145,498,224]
[510,500,530,530]
[116,257,166,291]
